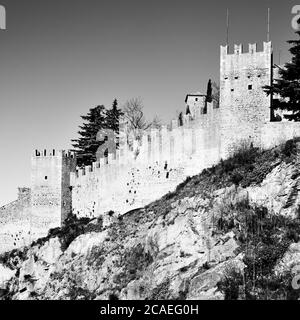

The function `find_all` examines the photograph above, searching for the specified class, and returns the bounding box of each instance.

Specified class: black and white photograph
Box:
[0,0,300,315]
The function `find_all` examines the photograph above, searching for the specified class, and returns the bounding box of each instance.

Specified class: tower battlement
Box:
[219,41,273,158]
[33,149,76,158]
[220,41,272,56]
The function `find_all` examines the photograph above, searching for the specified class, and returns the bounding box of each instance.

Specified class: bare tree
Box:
[122,97,150,132]
[122,97,162,139]
[121,98,162,159]
[149,115,162,129]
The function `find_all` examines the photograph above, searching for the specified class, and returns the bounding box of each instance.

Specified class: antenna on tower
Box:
[279,50,281,65]
[267,7,270,42]
[226,8,229,45]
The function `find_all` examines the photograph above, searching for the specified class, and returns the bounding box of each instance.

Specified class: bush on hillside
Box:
[217,200,300,300]
[217,265,244,300]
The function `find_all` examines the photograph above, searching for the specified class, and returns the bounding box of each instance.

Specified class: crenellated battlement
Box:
[220,41,272,57]
[71,102,220,189]
[72,162,101,179]
[33,149,76,158]
[70,152,119,185]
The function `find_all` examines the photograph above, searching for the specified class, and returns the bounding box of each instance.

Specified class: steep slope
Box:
[1,139,300,300]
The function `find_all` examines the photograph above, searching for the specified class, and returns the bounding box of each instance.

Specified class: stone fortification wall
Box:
[71,102,221,218]
[0,188,32,253]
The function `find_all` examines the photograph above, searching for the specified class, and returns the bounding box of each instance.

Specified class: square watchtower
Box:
[219,42,273,158]
[31,149,76,233]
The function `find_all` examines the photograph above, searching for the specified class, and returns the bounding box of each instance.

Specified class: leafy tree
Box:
[178,112,183,126]
[202,79,213,114]
[106,99,123,134]
[212,81,220,108]
[206,79,213,103]
[264,22,300,121]
[71,105,107,167]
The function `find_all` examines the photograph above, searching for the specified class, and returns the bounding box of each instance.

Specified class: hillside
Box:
[1,139,300,300]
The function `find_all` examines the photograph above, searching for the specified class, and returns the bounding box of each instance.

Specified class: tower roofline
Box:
[220,41,272,56]
[32,149,76,158]
[185,93,206,103]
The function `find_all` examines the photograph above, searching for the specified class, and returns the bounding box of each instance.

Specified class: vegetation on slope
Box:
[216,198,300,299]
[0,214,99,270]
[144,138,300,223]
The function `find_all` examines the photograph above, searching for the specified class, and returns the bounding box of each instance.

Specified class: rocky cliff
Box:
[1,140,300,300]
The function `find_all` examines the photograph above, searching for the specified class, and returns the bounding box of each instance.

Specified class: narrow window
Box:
[195,98,198,101]
[248,84,252,90]
[45,176,48,180]
[231,88,234,92]
[164,162,168,170]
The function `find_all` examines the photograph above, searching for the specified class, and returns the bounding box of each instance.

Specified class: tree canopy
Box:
[106,99,123,134]
[264,23,300,121]
[71,100,123,167]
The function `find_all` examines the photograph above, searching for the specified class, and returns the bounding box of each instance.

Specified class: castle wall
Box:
[191,103,221,166]
[70,102,221,218]
[0,188,32,253]
[261,122,300,149]
[71,163,101,218]
[219,42,272,157]
[71,160,187,218]
[5,40,300,254]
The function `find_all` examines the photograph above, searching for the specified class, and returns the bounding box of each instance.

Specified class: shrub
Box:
[148,278,171,300]
[282,139,297,157]
[217,266,244,300]
[230,140,258,167]
[175,176,192,192]
[68,286,96,300]
[108,293,119,300]
[217,200,300,300]
[115,244,154,287]
[230,171,243,185]
[108,210,114,217]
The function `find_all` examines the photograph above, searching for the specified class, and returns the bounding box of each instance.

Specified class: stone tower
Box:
[219,41,273,158]
[31,149,76,232]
